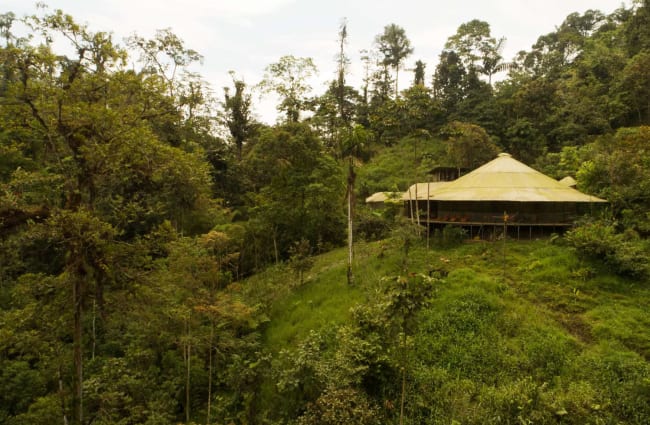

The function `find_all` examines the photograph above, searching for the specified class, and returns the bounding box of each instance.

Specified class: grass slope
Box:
[246,236,650,423]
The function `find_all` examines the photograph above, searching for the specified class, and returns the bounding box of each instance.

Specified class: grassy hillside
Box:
[243,233,650,424]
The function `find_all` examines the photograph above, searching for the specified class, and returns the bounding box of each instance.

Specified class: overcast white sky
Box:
[4,0,629,123]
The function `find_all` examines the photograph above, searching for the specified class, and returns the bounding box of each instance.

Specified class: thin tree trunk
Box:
[399,368,406,425]
[185,317,191,424]
[347,157,355,285]
[59,366,69,425]
[426,181,431,250]
[72,276,83,425]
[415,184,421,231]
[273,227,279,266]
[395,67,399,98]
[206,322,213,425]
[408,187,414,224]
[399,331,407,425]
[91,299,96,360]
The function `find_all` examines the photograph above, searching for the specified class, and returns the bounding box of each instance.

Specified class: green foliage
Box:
[296,387,381,425]
[374,23,413,96]
[440,121,500,170]
[566,220,650,278]
[288,238,315,286]
[252,238,650,424]
[578,126,650,232]
[356,134,446,197]
[3,3,650,424]
[244,122,345,264]
[439,225,467,246]
[258,55,318,122]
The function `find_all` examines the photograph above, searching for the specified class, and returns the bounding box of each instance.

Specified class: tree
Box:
[258,55,318,123]
[336,18,352,127]
[127,28,203,97]
[244,123,345,262]
[223,72,253,160]
[412,59,426,87]
[374,23,413,97]
[383,273,436,425]
[0,10,215,423]
[288,238,315,286]
[578,126,650,233]
[441,121,500,170]
[614,51,650,125]
[433,50,467,115]
[519,10,607,78]
[444,20,505,83]
[311,81,361,157]
[342,126,371,285]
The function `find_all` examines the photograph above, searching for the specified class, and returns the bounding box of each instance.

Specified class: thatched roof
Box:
[407,153,607,203]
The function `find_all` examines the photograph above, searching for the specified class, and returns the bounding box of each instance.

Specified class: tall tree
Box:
[342,126,370,284]
[445,19,510,84]
[432,50,467,114]
[258,55,318,123]
[223,72,253,160]
[1,10,214,423]
[440,121,500,170]
[374,23,413,97]
[127,28,203,97]
[413,59,426,87]
[336,18,351,126]
[244,123,345,261]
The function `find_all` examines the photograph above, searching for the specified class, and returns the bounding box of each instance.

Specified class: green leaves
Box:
[258,55,318,122]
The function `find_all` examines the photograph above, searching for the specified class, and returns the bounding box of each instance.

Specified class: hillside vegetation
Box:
[241,234,650,424]
[2,2,650,424]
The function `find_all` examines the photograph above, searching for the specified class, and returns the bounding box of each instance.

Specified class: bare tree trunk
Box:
[395,67,399,98]
[185,317,191,424]
[399,331,407,425]
[347,157,355,285]
[415,184,421,234]
[426,181,431,250]
[206,323,213,425]
[399,367,406,425]
[59,366,69,425]
[72,276,83,425]
[408,187,414,224]
[273,227,279,266]
[91,299,96,360]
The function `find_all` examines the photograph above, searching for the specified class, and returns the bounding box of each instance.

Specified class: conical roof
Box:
[559,176,577,187]
[365,192,402,203]
[402,182,448,200]
[425,153,606,203]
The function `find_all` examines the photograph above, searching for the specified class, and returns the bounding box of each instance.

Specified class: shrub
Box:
[565,221,650,278]
[441,225,467,246]
[296,387,381,425]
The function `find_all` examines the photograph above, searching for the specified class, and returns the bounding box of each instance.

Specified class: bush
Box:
[441,225,467,246]
[296,387,381,425]
[355,207,393,241]
[565,221,650,278]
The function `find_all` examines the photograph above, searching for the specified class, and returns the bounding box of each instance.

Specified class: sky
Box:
[3,0,630,123]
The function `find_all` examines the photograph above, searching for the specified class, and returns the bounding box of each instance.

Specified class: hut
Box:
[405,153,607,237]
